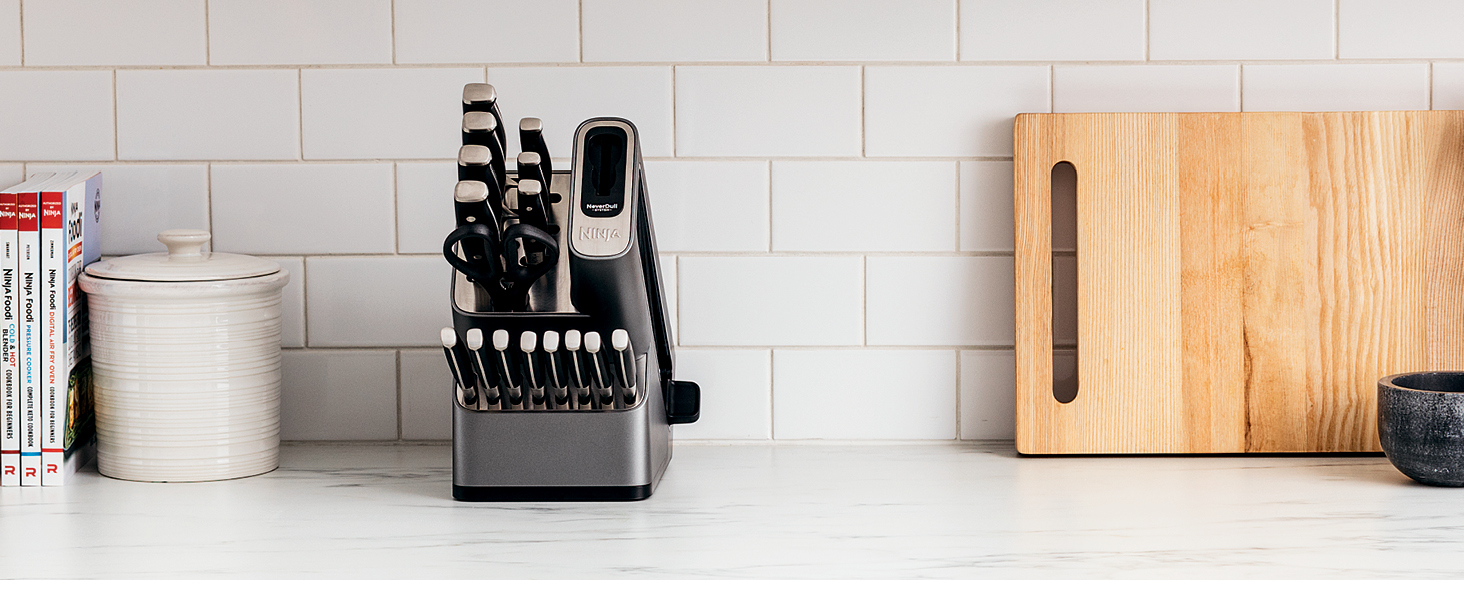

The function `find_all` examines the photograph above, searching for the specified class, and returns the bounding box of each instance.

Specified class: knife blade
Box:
[462,83,506,156]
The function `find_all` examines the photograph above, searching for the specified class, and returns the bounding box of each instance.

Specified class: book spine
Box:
[41,189,63,485]
[48,176,99,484]
[0,191,16,487]
[17,191,39,486]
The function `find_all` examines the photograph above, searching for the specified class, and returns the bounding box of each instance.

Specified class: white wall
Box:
[0,0,1448,441]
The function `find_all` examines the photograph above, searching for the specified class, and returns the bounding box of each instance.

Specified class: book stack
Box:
[0,172,101,486]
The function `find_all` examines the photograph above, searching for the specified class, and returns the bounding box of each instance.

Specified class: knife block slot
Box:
[1051,161,1078,404]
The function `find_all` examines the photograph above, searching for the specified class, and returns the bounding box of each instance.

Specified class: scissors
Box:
[444,221,558,312]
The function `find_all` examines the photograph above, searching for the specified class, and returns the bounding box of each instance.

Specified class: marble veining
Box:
[2,443,1463,578]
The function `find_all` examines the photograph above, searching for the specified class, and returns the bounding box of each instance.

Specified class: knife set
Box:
[440,84,699,501]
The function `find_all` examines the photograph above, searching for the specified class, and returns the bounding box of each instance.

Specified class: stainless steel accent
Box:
[568,120,636,258]
[520,117,543,133]
[458,145,491,168]
[462,83,496,105]
[463,111,496,136]
[454,180,487,205]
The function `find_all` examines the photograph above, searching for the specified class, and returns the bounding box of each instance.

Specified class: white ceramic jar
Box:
[77,229,289,482]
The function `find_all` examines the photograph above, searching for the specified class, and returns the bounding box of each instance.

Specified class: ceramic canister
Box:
[77,229,289,482]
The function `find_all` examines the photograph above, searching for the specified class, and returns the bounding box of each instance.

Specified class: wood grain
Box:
[1014,111,1464,454]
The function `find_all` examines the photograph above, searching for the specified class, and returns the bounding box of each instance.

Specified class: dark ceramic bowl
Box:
[1379,371,1464,487]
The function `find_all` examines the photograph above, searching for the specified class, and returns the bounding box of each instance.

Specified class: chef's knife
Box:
[464,328,501,407]
[440,328,478,406]
[443,180,501,285]
[462,83,507,155]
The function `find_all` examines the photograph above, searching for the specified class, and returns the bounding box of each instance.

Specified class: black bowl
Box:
[1378,371,1464,487]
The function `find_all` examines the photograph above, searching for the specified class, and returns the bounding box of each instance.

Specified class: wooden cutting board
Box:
[1014,111,1464,454]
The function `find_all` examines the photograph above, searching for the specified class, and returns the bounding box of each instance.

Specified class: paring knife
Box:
[462,83,507,158]
[520,331,544,405]
[492,329,522,406]
[564,330,589,407]
[515,151,554,230]
[440,328,478,406]
[610,329,636,404]
[514,178,552,234]
[464,329,501,407]
[584,331,611,409]
[542,331,568,405]
[520,117,553,193]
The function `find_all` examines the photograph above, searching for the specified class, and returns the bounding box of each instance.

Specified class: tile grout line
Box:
[110,69,118,159]
[391,162,400,253]
[671,66,678,157]
[0,59,1457,71]
[395,350,403,440]
[954,349,962,440]
[767,347,775,440]
[1334,0,1340,60]
[766,161,773,252]
[953,0,960,61]
[389,0,397,65]
[205,163,214,247]
[15,0,22,66]
[765,0,772,61]
[204,0,211,65]
[577,0,584,62]
[301,258,310,347]
[1143,0,1150,61]
[296,69,304,160]
[859,65,866,156]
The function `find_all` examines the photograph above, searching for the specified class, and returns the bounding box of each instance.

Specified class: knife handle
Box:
[464,329,500,407]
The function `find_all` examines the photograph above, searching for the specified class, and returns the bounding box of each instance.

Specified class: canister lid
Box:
[84,230,282,282]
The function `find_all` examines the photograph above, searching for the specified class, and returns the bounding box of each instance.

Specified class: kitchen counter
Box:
[2,442,1461,578]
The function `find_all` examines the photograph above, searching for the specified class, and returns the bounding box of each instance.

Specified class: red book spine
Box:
[17,195,37,233]
[40,191,62,230]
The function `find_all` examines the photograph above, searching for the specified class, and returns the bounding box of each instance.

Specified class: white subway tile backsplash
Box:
[274,257,306,348]
[22,0,205,66]
[771,161,955,252]
[584,0,766,62]
[1341,0,1464,59]
[281,350,398,440]
[676,67,862,157]
[0,164,23,191]
[305,256,452,347]
[0,0,19,66]
[208,0,392,65]
[393,0,579,64]
[673,349,772,440]
[26,163,208,255]
[117,69,299,160]
[771,0,954,62]
[0,71,114,161]
[960,350,1015,440]
[302,68,483,159]
[773,349,957,439]
[486,67,675,158]
[395,162,457,255]
[678,257,862,346]
[210,163,395,254]
[960,161,1013,252]
[959,0,1144,61]
[1053,66,1241,113]
[1150,0,1333,60]
[1431,63,1464,110]
[1243,64,1429,112]
[644,161,769,252]
[866,257,1014,346]
[865,66,1049,158]
[400,350,451,440]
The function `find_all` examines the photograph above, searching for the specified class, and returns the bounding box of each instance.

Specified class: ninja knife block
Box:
[450,118,699,501]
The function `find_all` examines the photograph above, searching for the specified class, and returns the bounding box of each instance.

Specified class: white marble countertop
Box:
[2,442,1462,578]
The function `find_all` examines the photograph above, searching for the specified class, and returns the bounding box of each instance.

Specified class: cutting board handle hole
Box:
[1052,161,1079,404]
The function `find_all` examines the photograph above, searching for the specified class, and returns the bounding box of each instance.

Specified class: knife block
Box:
[449,118,699,500]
